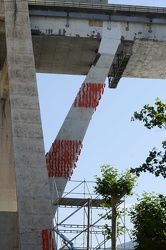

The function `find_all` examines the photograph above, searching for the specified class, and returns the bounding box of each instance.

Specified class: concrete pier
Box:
[0,0,53,249]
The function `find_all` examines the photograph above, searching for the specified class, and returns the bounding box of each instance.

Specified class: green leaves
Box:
[129,193,166,250]
[95,165,137,202]
[130,147,166,178]
[131,98,166,179]
[94,165,137,241]
[132,98,166,129]
[129,98,166,249]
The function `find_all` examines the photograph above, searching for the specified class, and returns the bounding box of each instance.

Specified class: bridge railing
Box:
[28,0,166,14]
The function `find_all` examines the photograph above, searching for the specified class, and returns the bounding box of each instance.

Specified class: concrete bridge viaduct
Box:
[0,0,166,249]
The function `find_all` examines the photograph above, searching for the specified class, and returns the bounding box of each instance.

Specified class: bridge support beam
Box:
[47,24,121,207]
[0,0,53,249]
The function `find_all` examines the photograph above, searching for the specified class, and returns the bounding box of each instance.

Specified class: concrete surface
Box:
[48,22,121,206]
[0,0,53,249]
[1,1,166,249]
[1,3,166,78]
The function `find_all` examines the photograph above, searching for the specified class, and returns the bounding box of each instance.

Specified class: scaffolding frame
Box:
[53,180,110,250]
[53,179,135,250]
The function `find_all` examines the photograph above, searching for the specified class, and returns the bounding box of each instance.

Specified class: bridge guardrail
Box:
[28,0,166,14]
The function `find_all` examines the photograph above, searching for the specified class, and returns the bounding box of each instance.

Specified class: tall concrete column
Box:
[0,0,53,249]
[0,59,19,248]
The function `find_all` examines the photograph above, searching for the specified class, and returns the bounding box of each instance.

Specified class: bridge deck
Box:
[28,0,166,16]
[1,1,166,79]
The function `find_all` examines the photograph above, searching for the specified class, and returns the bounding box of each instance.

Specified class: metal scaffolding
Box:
[53,180,135,250]
[53,180,110,250]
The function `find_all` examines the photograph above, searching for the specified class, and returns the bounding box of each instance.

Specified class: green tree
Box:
[129,192,166,250]
[131,98,166,178]
[94,165,137,250]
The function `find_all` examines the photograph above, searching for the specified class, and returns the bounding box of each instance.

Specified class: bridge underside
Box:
[33,36,100,75]
[33,37,166,80]
[1,31,166,81]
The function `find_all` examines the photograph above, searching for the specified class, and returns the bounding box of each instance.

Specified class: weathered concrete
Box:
[0,212,20,249]
[0,0,4,18]
[1,2,166,77]
[0,0,53,249]
[0,77,20,249]
[123,40,166,79]
[0,58,8,98]
[49,22,121,205]
[32,36,100,75]
[0,94,17,212]
[1,1,166,248]
[28,3,166,78]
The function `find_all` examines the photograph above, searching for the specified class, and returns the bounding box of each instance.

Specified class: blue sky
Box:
[36,0,166,244]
